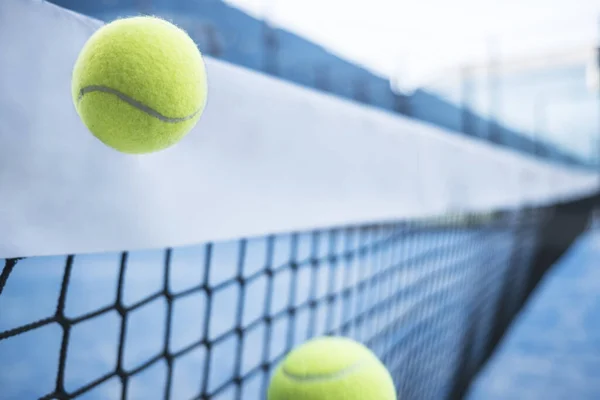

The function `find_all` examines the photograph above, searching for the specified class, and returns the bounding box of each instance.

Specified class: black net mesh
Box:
[0,196,597,400]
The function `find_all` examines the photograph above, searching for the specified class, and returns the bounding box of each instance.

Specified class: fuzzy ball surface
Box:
[72,16,207,154]
[267,336,397,400]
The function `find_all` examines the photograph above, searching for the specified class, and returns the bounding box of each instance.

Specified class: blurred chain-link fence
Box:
[48,0,599,166]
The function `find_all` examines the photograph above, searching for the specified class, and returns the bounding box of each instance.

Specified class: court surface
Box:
[468,224,600,399]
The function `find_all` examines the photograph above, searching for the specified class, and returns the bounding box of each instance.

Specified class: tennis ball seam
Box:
[281,359,366,382]
[77,85,203,123]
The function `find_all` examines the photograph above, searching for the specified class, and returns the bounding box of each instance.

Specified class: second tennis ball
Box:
[72,16,207,154]
[267,336,397,400]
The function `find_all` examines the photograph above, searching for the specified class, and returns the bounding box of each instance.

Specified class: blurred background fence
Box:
[48,0,599,168]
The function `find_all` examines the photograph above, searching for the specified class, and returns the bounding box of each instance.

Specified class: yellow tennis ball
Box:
[72,16,207,154]
[268,336,397,400]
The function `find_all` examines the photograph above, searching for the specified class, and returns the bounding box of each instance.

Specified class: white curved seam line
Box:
[282,361,365,382]
[78,85,202,123]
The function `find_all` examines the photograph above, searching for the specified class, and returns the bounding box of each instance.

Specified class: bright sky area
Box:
[225,0,599,89]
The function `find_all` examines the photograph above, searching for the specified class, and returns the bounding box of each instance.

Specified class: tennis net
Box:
[1,197,598,400]
[1,1,599,399]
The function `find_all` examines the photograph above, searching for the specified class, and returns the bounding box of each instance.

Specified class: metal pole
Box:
[533,96,546,157]
[487,37,500,144]
[261,0,279,76]
[262,22,279,76]
[460,65,472,136]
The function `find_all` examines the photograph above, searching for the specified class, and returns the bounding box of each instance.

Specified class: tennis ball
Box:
[72,16,207,154]
[268,336,397,400]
